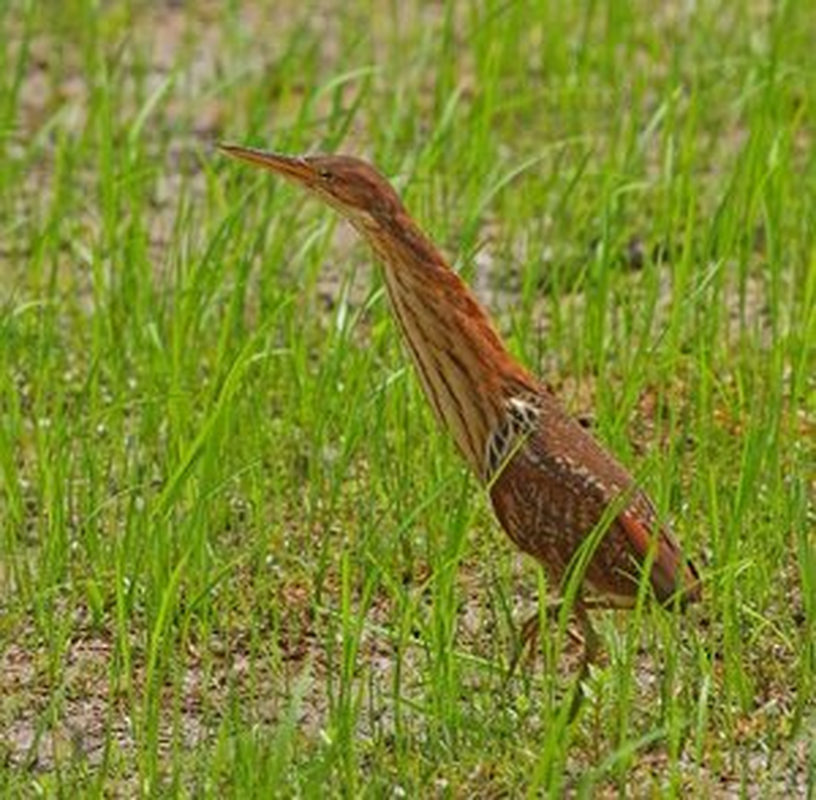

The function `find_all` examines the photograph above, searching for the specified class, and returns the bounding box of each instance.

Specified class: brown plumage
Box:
[219,144,701,669]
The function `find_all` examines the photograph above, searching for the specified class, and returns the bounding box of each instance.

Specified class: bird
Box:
[218,143,701,677]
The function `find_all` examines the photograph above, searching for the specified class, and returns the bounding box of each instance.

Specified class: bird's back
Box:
[487,388,700,607]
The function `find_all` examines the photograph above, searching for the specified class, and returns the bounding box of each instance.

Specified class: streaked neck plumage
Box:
[347,206,538,478]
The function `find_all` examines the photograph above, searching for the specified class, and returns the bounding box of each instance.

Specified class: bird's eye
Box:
[318,168,334,182]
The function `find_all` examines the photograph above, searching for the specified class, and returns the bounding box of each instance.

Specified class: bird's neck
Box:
[358,211,538,479]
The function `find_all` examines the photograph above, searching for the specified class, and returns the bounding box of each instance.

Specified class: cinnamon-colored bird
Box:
[219,144,701,671]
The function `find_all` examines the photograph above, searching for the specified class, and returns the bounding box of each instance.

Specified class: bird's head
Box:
[218,144,405,228]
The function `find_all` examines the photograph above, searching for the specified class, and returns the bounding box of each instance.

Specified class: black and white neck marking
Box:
[484,395,541,483]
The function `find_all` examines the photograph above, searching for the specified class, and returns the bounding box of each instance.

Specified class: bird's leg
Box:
[575,601,601,675]
[504,595,602,718]
[565,601,602,719]
[507,599,557,678]
[506,597,587,679]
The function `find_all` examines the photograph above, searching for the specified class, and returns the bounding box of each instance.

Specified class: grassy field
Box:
[1,0,814,795]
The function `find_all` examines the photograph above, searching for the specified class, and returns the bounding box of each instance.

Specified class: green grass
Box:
[1,0,814,795]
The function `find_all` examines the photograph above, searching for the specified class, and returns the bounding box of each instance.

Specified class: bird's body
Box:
[219,145,701,663]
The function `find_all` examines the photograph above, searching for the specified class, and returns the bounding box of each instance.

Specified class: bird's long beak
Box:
[217,143,314,185]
